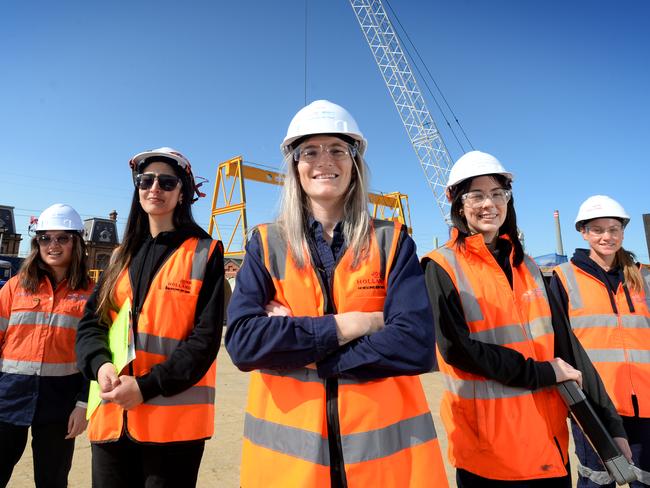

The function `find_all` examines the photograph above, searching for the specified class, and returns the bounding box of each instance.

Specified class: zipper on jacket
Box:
[307,235,348,487]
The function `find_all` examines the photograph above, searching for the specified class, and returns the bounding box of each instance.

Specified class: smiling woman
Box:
[225,100,448,487]
[74,147,225,488]
[0,203,92,488]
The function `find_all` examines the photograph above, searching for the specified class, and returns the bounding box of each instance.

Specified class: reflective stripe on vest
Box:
[244,411,436,466]
[88,237,218,444]
[444,375,553,400]
[0,357,78,376]
[8,311,80,329]
[245,221,448,488]
[0,316,8,332]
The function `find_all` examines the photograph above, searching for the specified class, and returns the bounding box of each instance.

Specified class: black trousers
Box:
[456,465,572,488]
[91,436,205,488]
[0,421,75,488]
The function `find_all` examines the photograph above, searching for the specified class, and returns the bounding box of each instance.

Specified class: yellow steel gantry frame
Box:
[207,156,412,258]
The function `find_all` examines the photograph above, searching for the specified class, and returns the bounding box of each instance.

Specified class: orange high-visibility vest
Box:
[426,231,569,481]
[554,262,650,417]
[241,220,448,488]
[88,237,218,444]
[0,276,93,377]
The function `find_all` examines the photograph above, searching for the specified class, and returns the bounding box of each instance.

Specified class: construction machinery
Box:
[349,0,455,223]
[207,156,412,258]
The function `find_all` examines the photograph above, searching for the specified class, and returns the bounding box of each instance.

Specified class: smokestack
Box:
[554,210,564,256]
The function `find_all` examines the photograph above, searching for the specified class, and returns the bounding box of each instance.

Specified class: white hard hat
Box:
[574,195,630,231]
[281,100,367,156]
[36,204,84,233]
[446,150,513,189]
[129,146,206,202]
[129,146,192,174]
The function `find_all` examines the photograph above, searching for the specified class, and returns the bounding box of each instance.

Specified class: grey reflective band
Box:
[265,224,288,281]
[145,385,215,406]
[373,219,396,280]
[590,348,650,364]
[576,462,613,485]
[0,358,78,376]
[244,411,437,466]
[137,332,181,357]
[633,465,650,484]
[586,349,626,363]
[444,375,547,400]
[342,412,436,464]
[570,315,619,329]
[621,315,650,328]
[557,262,583,309]
[8,311,79,329]
[0,316,8,332]
[522,255,547,292]
[628,349,650,364]
[436,247,484,322]
[527,316,554,340]
[190,238,212,282]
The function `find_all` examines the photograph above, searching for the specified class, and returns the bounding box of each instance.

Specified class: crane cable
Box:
[384,0,475,153]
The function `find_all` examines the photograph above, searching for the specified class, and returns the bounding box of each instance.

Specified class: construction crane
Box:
[208,156,412,258]
[349,0,455,223]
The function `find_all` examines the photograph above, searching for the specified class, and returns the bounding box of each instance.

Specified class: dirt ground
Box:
[9,351,578,487]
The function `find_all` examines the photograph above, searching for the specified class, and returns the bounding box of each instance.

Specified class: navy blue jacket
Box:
[225,220,435,380]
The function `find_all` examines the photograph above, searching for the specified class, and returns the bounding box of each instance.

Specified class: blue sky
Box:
[1,0,649,261]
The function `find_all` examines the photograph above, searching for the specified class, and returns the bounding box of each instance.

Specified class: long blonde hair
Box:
[615,248,643,294]
[277,148,371,268]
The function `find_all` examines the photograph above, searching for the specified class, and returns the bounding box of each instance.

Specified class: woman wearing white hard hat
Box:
[422,151,630,486]
[0,203,92,488]
[551,195,649,487]
[75,147,225,487]
[226,100,448,487]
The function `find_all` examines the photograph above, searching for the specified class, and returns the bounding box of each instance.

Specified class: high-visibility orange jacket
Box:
[425,232,569,481]
[240,221,448,488]
[88,237,218,443]
[554,262,650,417]
[0,275,92,425]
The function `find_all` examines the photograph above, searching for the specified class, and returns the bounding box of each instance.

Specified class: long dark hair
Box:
[448,173,524,267]
[19,232,89,293]
[96,160,206,324]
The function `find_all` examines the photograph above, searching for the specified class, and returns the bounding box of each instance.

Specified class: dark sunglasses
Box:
[37,233,74,247]
[135,173,181,191]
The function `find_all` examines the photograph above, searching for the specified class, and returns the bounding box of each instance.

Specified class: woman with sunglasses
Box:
[551,195,650,487]
[75,147,224,488]
[421,151,630,487]
[0,203,92,488]
[226,100,448,487]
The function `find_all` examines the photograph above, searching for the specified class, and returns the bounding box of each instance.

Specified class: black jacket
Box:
[76,226,224,402]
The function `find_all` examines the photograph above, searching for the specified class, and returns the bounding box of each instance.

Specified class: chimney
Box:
[554,210,564,256]
[109,210,117,222]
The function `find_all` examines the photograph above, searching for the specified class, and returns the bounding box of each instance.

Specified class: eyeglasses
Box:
[461,189,512,208]
[293,143,357,163]
[585,225,623,237]
[135,173,181,191]
[37,234,74,247]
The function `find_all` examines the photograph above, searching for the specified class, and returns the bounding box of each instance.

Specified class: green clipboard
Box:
[86,297,136,419]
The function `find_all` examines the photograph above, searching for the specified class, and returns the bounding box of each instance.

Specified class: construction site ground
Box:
[10,345,579,487]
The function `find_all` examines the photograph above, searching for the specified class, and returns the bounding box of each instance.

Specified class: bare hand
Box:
[99,375,144,410]
[65,406,88,439]
[613,437,633,463]
[334,311,384,345]
[265,300,292,317]
[550,358,583,388]
[97,362,120,393]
